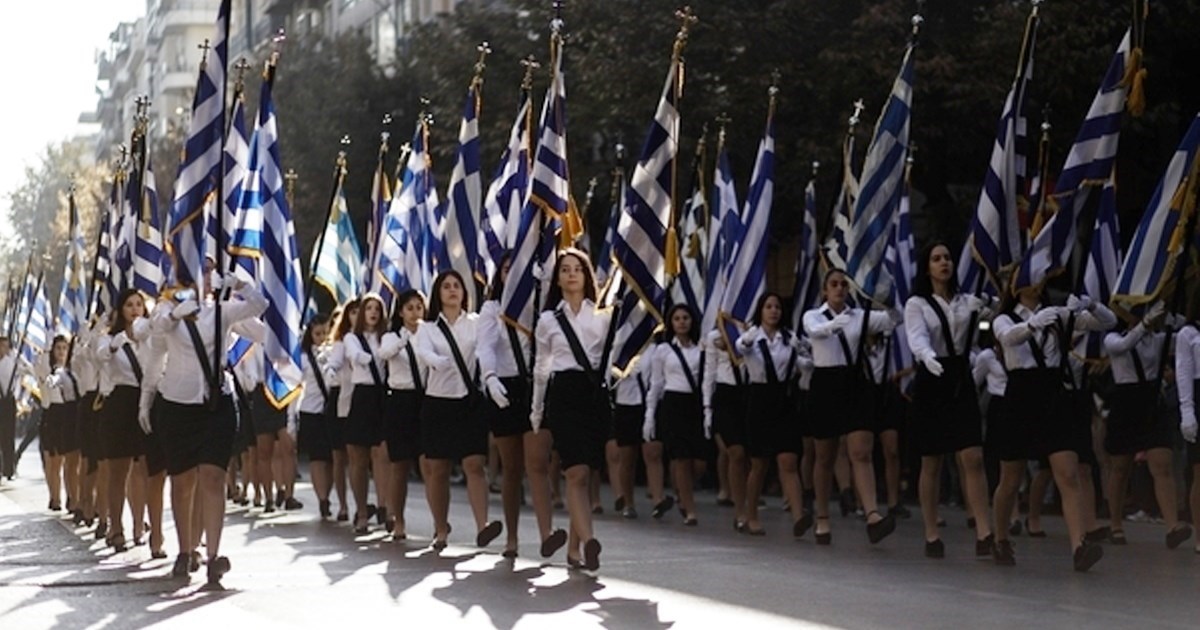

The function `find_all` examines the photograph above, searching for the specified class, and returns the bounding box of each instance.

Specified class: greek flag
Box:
[501,39,569,335]
[480,90,531,284]
[595,167,626,296]
[21,277,50,363]
[444,81,486,302]
[130,154,164,298]
[375,120,439,305]
[365,137,392,298]
[845,44,915,304]
[311,167,363,305]
[1078,174,1120,358]
[718,100,776,356]
[670,146,707,319]
[1015,31,1130,292]
[1113,112,1200,314]
[611,51,683,373]
[702,137,740,334]
[790,175,821,331]
[166,0,229,292]
[964,6,1038,291]
[234,60,303,409]
[821,127,859,272]
[14,273,33,342]
[885,162,915,374]
[56,191,87,337]
[214,85,249,276]
[91,199,115,321]
[111,170,132,294]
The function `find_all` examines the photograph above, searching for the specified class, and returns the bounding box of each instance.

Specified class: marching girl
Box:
[704,326,747,530]
[1102,302,1191,549]
[94,288,152,552]
[607,350,651,519]
[739,292,808,537]
[992,286,1110,571]
[531,250,611,570]
[475,256,534,556]
[325,300,359,522]
[72,323,102,528]
[645,304,709,525]
[143,278,267,585]
[343,293,390,535]
[377,290,428,539]
[415,271,502,551]
[1064,314,1113,543]
[867,329,908,519]
[38,336,79,514]
[1173,319,1200,553]
[803,269,898,545]
[903,243,993,558]
[296,314,337,518]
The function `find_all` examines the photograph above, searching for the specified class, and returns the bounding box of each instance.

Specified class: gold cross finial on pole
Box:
[520,55,540,91]
[198,38,211,65]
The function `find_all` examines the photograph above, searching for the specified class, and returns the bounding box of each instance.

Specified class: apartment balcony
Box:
[149,0,221,43]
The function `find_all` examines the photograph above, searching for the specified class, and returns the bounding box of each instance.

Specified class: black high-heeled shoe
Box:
[319,500,332,519]
[814,517,832,545]
[353,513,369,535]
[793,513,814,538]
[476,520,503,547]
[540,528,567,557]
[171,554,190,577]
[866,511,896,544]
[925,538,945,558]
[207,556,231,586]
[582,539,602,571]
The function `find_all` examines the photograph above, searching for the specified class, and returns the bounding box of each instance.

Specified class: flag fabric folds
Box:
[215,83,250,279]
[844,44,915,304]
[1112,112,1200,314]
[56,192,87,337]
[702,135,740,334]
[444,79,486,302]
[130,155,164,298]
[364,137,392,298]
[717,97,775,355]
[375,120,440,306]
[480,89,532,284]
[822,126,859,273]
[1081,174,1121,305]
[1015,31,1131,292]
[312,164,364,306]
[670,144,707,319]
[790,174,821,331]
[166,0,229,292]
[22,276,50,363]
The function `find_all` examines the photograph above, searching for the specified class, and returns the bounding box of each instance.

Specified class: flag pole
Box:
[303,143,349,323]
[9,268,45,396]
[7,249,34,340]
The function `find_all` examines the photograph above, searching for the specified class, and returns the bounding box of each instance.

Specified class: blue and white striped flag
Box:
[845,43,915,304]
[1113,112,1200,314]
[364,136,392,298]
[166,0,229,292]
[56,191,87,337]
[964,5,1038,292]
[91,193,116,321]
[374,120,439,305]
[595,164,627,296]
[885,160,915,375]
[611,46,684,373]
[702,135,740,334]
[1078,174,1120,358]
[21,277,50,363]
[822,128,858,273]
[130,154,164,298]
[791,174,821,332]
[311,164,363,305]
[213,82,249,278]
[235,59,303,409]
[480,89,532,284]
[717,95,776,356]
[444,79,486,303]
[501,36,570,335]
[1015,30,1130,292]
[670,144,707,319]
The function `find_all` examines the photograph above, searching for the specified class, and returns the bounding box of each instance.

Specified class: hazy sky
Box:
[0,0,146,212]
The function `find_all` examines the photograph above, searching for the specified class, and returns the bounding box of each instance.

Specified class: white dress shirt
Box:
[972,348,1007,396]
[379,328,427,391]
[298,352,330,415]
[325,340,355,418]
[532,299,612,420]
[803,302,894,368]
[905,294,978,362]
[612,354,649,406]
[1175,325,1200,416]
[96,318,154,394]
[415,312,479,400]
[37,356,77,405]
[149,289,269,405]
[645,340,702,421]
[1104,324,1165,384]
[0,352,18,399]
[737,326,800,384]
[476,300,530,380]
[344,330,386,386]
[993,303,1115,370]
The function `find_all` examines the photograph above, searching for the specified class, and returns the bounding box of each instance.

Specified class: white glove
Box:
[530,409,542,434]
[1144,301,1167,327]
[111,331,130,350]
[173,299,200,320]
[531,262,545,281]
[703,407,713,440]
[225,273,250,291]
[137,394,154,435]
[485,374,510,409]
[642,416,656,443]
[1181,407,1198,443]
[828,312,853,331]
[964,295,987,312]
[1029,308,1059,330]
[921,355,944,377]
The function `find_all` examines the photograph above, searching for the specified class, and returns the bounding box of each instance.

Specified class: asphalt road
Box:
[1,447,1196,630]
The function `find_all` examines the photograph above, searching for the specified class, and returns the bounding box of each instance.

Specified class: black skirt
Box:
[712,383,747,447]
[808,366,876,440]
[345,384,385,447]
[252,384,288,436]
[384,388,423,462]
[326,386,346,451]
[1005,368,1072,460]
[154,394,237,476]
[485,376,532,438]
[1105,381,1171,455]
[911,356,983,456]
[100,385,144,460]
[77,392,101,460]
[545,371,609,470]
[56,402,80,454]
[745,382,802,458]
[1065,388,1098,467]
[144,396,168,476]
[299,412,333,462]
[40,403,62,455]
[420,394,488,461]
[983,395,1020,461]
[611,403,644,447]
[876,383,906,434]
[659,390,711,461]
